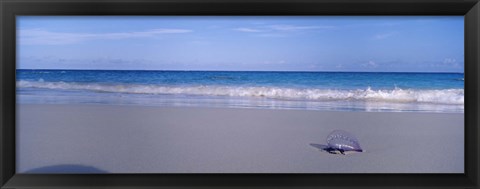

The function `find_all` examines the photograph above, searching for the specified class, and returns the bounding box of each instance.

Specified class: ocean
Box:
[16,70,464,113]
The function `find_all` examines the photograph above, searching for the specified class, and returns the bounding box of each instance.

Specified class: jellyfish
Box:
[310,129,363,155]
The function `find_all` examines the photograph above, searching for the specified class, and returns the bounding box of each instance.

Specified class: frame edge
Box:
[465,1,480,188]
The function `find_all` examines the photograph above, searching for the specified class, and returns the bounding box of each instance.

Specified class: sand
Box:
[16,104,464,173]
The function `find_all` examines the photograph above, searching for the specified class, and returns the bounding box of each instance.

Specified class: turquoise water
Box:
[16,70,464,112]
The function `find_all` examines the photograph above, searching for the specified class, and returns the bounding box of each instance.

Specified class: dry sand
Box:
[16,104,464,173]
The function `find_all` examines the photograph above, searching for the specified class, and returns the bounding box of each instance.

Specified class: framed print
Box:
[1,0,479,188]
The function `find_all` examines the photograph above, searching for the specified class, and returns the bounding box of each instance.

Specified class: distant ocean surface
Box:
[16,70,464,113]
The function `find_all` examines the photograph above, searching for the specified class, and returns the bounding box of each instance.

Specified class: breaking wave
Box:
[17,80,464,105]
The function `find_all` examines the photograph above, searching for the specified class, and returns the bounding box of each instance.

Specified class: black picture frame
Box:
[1,0,479,188]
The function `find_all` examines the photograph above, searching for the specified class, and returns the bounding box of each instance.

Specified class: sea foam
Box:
[17,80,464,105]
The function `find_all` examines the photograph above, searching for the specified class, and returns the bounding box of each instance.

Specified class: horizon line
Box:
[16,68,464,74]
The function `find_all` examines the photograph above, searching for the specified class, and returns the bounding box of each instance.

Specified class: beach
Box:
[17,104,464,173]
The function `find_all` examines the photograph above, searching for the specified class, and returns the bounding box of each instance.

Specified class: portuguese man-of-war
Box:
[310,130,363,155]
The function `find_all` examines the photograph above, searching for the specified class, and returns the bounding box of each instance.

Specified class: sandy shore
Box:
[16,104,464,173]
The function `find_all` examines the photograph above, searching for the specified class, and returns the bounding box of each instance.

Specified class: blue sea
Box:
[16,70,464,113]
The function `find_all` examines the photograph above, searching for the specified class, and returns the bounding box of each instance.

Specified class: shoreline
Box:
[18,102,466,114]
[17,104,464,173]
[17,88,465,113]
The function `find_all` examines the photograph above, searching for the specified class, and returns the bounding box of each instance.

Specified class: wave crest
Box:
[17,80,464,105]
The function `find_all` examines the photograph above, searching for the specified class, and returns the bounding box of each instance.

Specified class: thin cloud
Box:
[255,33,286,38]
[268,25,335,31]
[373,32,397,40]
[443,58,457,65]
[362,60,378,68]
[261,60,287,65]
[233,27,263,32]
[233,24,335,35]
[442,58,461,68]
[19,28,193,45]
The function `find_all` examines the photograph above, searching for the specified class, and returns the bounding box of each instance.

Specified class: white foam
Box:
[17,80,464,105]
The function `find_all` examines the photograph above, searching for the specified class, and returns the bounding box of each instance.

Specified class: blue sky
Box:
[17,16,464,72]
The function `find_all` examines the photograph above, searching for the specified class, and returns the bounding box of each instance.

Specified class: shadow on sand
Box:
[310,143,329,151]
[310,143,364,155]
[24,164,108,174]
[310,143,342,154]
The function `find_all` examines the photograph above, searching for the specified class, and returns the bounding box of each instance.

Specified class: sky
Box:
[17,16,464,72]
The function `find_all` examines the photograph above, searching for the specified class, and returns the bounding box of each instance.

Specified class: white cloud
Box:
[373,32,397,40]
[233,27,263,32]
[19,28,193,45]
[442,58,460,67]
[261,60,287,65]
[363,60,378,68]
[268,24,335,31]
[255,33,286,38]
[443,58,456,64]
[233,24,334,35]
[18,55,158,69]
